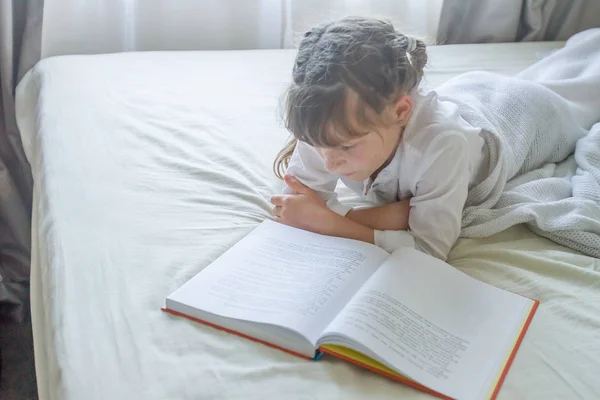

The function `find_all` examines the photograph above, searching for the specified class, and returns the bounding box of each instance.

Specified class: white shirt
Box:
[283,89,485,260]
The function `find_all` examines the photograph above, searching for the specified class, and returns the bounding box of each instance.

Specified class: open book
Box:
[163,220,538,400]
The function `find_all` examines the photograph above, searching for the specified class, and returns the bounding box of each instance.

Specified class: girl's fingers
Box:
[270,195,283,205]
[272,205,282,217]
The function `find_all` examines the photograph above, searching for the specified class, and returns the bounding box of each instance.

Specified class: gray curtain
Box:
[437,0,600,44]
[0,0,43,322]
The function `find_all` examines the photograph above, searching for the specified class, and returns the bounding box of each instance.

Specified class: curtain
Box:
[41,0,444,57]
[437,0,600,44]
[0,0,43,322]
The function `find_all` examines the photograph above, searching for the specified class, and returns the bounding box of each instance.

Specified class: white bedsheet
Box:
[16,41,600,400]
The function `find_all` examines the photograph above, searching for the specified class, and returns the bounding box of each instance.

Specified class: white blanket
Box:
[436,29,600,257]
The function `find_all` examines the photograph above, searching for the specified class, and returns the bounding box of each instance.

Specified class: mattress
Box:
[15,41,600,400]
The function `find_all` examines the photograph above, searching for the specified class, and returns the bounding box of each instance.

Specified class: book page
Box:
[167,220,389,345]
[321,247,533,400]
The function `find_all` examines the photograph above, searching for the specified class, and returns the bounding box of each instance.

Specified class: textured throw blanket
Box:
[436,28,600,257]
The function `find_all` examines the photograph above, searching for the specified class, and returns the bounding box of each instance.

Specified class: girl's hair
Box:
[273,16,428,179]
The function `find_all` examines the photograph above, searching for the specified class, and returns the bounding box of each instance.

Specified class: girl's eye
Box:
[341,144,355,151]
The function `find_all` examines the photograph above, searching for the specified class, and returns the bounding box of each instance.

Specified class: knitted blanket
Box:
[436,28,600,257]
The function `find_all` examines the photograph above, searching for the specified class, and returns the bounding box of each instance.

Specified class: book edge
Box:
[161,307,318,361]
[487,299,540,400]
[319,347,453,400]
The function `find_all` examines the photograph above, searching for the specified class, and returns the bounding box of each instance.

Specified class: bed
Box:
[15,41,600,400]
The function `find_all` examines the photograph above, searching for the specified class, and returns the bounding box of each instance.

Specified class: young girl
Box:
[270,17,600,260]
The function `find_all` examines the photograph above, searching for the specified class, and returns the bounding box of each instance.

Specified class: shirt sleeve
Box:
[374,133,470,260]
[282,140,352,216]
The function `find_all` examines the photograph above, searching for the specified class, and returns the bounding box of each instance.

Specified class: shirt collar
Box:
[362,145,402,195]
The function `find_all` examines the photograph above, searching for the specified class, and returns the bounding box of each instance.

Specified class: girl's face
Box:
[316,128,401,181]
[316,92,412,182]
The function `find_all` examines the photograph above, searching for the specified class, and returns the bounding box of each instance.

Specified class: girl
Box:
[270,16,600,260]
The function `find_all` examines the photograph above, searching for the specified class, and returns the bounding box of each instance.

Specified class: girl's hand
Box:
[271,175,335,235]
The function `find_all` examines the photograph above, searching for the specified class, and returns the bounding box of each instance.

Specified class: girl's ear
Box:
[393,94,413,125]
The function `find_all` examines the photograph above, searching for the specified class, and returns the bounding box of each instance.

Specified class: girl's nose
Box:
[324,151,345,172]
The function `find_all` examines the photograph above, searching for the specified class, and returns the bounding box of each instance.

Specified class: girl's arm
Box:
[272,175,375,243]
[346,200,411,231]
[283,140,351,216]
[275,176,406,245]
[276,133,468,261]
[328,211,376,244]
[285,140,411,232]
[375,132,471,260]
